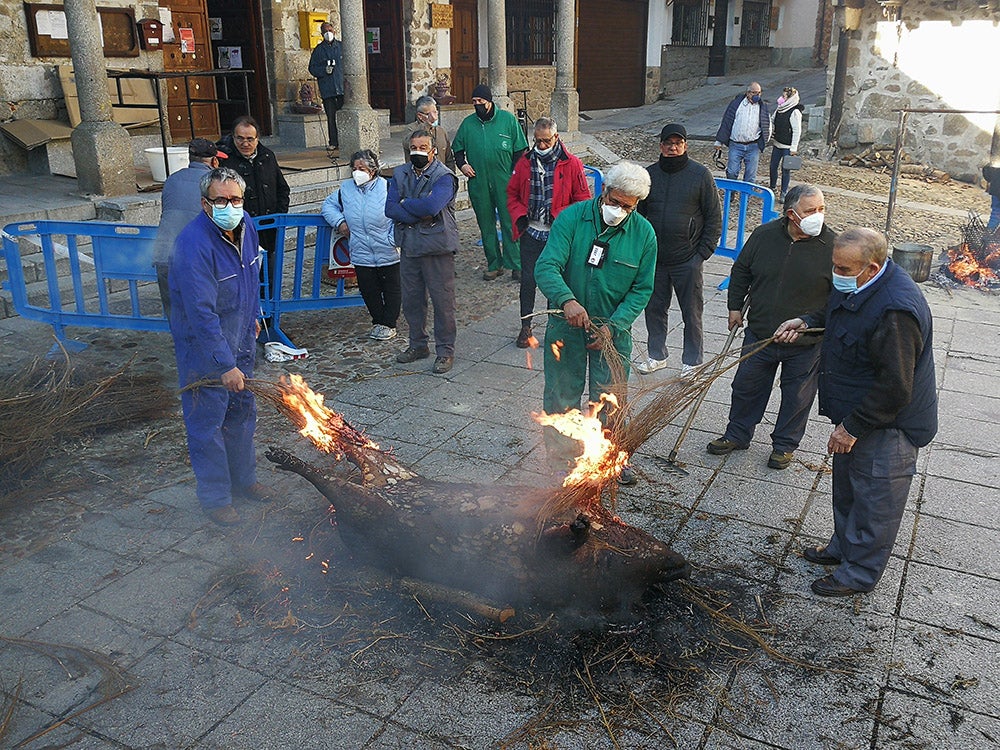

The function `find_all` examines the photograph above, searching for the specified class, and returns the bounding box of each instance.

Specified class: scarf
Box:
[658,153,689,174]
[776,92,800,113]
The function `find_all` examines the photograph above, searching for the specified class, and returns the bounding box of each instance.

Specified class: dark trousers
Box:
[643,256,704,365]
[354,263,401,328]
[723,329,821,452]
[769,146,791,197]
[400,252,457,357]
[324,95,344,147]
[518,232,545,322]
[826,428,917,591]
[155,262,171,318]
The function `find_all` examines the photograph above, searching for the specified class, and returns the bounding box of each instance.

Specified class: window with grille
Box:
[506,0,554,64]
[740,1,772,47]
[671,0,709,46]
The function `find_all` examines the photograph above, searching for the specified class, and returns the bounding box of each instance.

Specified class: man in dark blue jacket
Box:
[714,82,771,183]
[776,228,938,596]
[307,21,345,150]
[169,167,272,526]
[386,130,460,374]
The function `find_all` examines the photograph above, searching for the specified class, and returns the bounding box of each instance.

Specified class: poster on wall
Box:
[366,27,380,54]
[218,46,242,69]
[179,26,195,53]
[208,17,222,40]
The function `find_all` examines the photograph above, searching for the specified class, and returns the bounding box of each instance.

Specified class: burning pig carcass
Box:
[255,375,691,615]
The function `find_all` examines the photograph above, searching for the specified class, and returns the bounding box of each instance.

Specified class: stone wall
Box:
[829,0,1000,182]
[727,46,773,73]
[659,46,709,95]
[507,66,555,123]
[271,2,341,123]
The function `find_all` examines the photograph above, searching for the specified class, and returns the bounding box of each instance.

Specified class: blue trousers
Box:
[643,256,704,365]
[988,194,1000,230]
[826,428,917,591]
[723,329,820,452]
[181,385,257,510]
[768,146,791,197]
[726,142,761,183]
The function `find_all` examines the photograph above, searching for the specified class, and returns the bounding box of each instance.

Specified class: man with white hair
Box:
[534,161,657,483]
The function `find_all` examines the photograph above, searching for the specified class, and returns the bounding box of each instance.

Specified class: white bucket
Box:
[144,146,189,182]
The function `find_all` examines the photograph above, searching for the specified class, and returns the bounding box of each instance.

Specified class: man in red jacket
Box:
[507,117,591,347]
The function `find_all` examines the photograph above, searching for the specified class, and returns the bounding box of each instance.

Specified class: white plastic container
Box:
[144,146,189,182]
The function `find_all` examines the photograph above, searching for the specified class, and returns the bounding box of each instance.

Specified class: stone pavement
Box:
[2,66,999,749]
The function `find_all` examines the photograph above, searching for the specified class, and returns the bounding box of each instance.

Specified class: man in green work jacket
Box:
[535,162,657,483]
[453,84,529,280]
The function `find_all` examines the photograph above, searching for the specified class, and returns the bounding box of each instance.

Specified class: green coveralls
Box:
[534,197,657,418]
[452,108,529,272]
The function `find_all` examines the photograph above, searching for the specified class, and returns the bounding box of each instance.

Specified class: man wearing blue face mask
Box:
[168,167,271,527]
[402,96,456,173]
[775,228,938,597]
[714,82,771,184]
[707,185,833,470]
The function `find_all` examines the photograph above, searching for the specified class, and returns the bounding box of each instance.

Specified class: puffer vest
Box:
[818,260,938,447]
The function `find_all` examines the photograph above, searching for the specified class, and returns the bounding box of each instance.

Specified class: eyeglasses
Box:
[206,196,244,208]
[604,193,638,213]
[534,136,557,148]
[234,135,258,144]
[662,138,685,149]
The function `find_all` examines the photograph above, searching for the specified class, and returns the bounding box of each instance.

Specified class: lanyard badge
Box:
[587,239,609,268]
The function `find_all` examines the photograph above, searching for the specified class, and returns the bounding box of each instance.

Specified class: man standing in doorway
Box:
[402,95,456,173]
[452,84,528,281]
[308,21,345,151]
[635,123,722,377]
[714,82,771,183]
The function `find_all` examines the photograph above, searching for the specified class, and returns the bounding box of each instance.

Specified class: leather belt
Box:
[733,139,757,144]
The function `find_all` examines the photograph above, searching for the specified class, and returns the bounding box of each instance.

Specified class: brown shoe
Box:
[767,450,794,470]
[482,269,503,280]
[206,505,242,526]
[432,356,454,374]
[396,346,430,364]
[516,326,533,348]
[237,482,275,503]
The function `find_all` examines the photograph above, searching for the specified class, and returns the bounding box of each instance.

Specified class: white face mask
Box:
[352,169,372,186]
[601,202,628,227]
[535,145,554,157]
[323,31,336,43]
[795,210,825,237]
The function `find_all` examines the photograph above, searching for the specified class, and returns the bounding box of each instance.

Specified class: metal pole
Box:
[885,109,908,240]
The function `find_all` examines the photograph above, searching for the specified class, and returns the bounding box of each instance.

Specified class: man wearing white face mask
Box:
[707,184,834,471]
[775,228,937,597]
[322,150,400,341]
[308,22,344,150]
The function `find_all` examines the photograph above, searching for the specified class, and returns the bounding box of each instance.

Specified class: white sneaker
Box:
[370,324,397,341]
[635,357,668,374]
[680,364,698,378]
[368,325,381,340]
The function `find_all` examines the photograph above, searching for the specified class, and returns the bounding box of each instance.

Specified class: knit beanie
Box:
[471,84,493,101]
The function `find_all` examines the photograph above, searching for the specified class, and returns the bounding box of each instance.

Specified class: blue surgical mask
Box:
[832,270,861,294]
[750,94,761,104]
[211,203,244,231]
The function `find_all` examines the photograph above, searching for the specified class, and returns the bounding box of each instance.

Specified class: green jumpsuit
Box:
[534,197,657,416]
[452,108,529,273]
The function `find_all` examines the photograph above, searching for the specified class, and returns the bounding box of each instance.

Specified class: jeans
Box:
[769,146,791,197]
[726,142,761,183]
[722,329,821,452]
[989,194,1000,230]
[643,256,704,365]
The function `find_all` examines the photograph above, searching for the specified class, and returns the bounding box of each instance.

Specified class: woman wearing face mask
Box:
[769,86,804,202]
[321,150,400,340]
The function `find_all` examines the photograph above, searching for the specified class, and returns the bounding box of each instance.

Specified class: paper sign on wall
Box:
[179,26,195,53]
[366,27,380,54]
[218,46,242,69]
[209,17,222,41]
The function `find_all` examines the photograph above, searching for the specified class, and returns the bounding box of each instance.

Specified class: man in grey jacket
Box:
[153,138,227,316]
[385,131,460,374]
[636,124,722,375]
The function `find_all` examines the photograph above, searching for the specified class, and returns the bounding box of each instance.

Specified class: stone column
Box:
[337,0,380,156]
[550,0,578,132]
[487,0,512,112]
[64,0,135,195]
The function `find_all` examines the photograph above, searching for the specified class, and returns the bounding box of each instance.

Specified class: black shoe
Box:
[707,437,748,455]
[432,356,453,374]
[811,574,865,597]
[396,346,430,364]
[511,269,521,282]
[516,326,533,348]
[802,545,841,566]
[767,450,794,470]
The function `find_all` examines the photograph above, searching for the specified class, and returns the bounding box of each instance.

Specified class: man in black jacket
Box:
[636,124,722,376]
[707,184,834,470]
[221,115,291,300]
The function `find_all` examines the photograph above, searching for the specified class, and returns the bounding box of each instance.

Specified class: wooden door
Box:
[206,0,272,135]
[363,0,405,122]
[577,0,647,110]
[161,0,220,140]
[450,0,478,103]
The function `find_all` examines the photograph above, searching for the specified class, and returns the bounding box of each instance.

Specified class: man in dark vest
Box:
[775,227,938,597]
[385,130,459,374]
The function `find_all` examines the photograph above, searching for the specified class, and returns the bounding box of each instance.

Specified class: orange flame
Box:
[550,339,563,361]
[524,334,539,370]
[279,374,380,454]
[947,242,1000,287]
[533,393,629,486]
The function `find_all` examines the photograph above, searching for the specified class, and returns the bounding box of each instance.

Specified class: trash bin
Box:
[892,243,934,283]
[144,146,189,182]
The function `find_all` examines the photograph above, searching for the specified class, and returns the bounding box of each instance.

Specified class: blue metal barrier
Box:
[584,165,603,195]
[713,178,780,290]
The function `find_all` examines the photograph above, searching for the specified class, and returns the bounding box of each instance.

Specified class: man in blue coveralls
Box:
[168,167,273,526]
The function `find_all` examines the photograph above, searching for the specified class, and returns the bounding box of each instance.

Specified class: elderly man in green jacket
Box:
[535,161,657,483]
